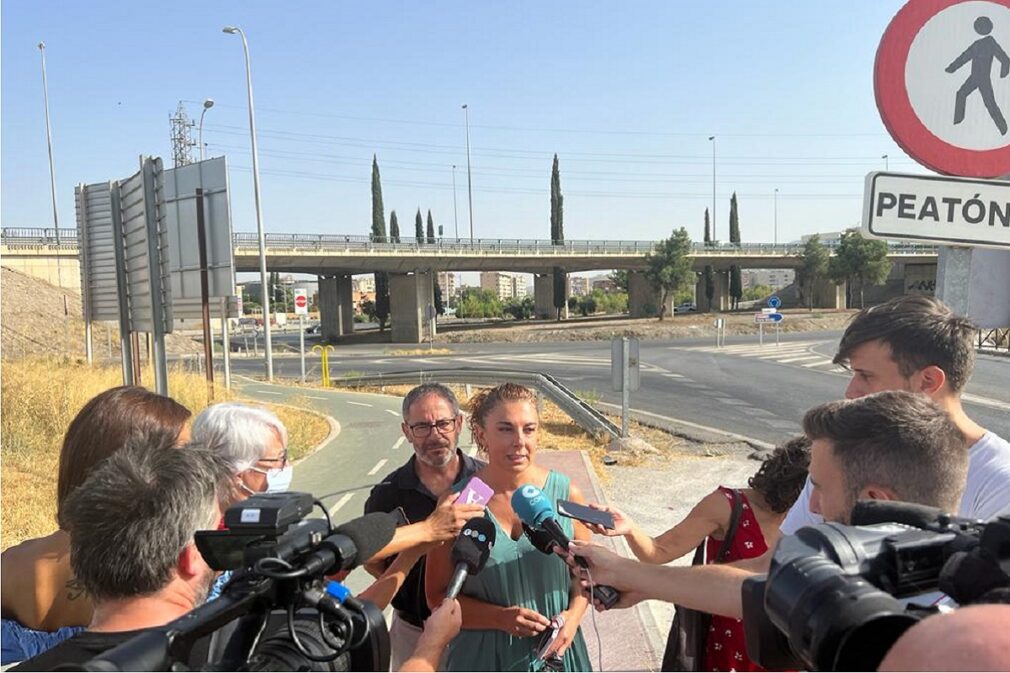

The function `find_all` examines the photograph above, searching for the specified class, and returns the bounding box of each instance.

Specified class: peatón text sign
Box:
[862,172,1010,249]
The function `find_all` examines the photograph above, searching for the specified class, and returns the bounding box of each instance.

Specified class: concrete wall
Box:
[1,254,81,293]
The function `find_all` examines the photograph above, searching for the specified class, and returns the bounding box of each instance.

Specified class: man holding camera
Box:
[12,443,230,671]
[569,390,968,620]
[363,383,485,669]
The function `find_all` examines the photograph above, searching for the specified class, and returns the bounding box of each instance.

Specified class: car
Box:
[238,317,263,327]
[674,302,697,314]
[305,323,322,334]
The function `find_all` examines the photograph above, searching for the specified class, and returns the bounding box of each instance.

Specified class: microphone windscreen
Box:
[334,512,397,563]
[510,484,555,528]
[451,517,496,573]
[850,500,941,529]
[523,522,558,555]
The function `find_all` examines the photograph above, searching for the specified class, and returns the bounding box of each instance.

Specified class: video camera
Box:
[71,492,397,672]
[742,501,1010,671]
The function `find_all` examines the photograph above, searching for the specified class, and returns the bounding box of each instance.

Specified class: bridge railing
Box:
[1,227,938,256]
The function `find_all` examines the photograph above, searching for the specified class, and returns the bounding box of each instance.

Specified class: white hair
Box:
[190,402,288,474]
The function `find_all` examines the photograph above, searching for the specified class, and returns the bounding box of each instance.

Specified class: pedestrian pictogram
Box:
[875,0,1010,178]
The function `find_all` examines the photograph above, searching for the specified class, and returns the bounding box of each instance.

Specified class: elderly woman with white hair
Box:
[191,402,292,507]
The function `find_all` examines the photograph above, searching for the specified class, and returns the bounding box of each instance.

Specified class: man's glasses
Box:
[257,448,289,465]
[408,418,457,438]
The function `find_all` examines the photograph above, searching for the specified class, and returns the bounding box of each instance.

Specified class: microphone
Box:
[523,522,561,555]
[446,517,496,600]
[850,500,944,529]
[302,511,398,576]
[511,484,622,610]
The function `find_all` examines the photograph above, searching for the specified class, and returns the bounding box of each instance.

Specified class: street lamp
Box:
[462,104,474,242]
[198,98,214,161]
[773,188,779,246]
[882,154,889,170]
[223,25,273,381]
[38,42,60,247]
[451,164,459,239]
[708,135,716,242]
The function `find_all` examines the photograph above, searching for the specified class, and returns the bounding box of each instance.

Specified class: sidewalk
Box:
[538,450,663,672]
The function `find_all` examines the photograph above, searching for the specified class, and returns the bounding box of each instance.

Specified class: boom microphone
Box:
[446,517,496,600]
[302,511,398,576]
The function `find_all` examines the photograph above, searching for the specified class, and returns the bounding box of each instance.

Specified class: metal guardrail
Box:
[329,367,622,440]
[978,328,1010,353]
[0,227,939,256]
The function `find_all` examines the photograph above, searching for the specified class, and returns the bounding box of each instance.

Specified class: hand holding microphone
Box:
[511,484,622,609]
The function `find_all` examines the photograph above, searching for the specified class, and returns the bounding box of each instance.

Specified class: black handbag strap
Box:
[713,488,744,564]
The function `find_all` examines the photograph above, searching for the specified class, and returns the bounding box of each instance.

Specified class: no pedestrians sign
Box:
[875,0,1010,177]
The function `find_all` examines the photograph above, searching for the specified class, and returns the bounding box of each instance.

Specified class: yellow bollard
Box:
[311,344,335,388]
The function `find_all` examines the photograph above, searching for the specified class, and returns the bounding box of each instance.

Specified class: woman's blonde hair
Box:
[467,383,539,452]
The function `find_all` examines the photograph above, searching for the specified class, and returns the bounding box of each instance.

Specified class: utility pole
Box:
[462,104,474,242]
[170,101,196,167]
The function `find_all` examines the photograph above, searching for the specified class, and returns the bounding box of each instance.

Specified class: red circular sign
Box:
[295,295,307,308]
[875,0,1010,177]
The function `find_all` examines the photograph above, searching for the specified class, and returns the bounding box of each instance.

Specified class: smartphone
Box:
[392,506,410,527]
[556,499,616,530]
[457,476,494,507]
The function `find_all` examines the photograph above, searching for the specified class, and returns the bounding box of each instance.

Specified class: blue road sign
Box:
[768,295,781,309]
[769,312,783,322]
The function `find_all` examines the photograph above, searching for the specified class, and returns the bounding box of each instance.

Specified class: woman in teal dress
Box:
[426,383,593,672]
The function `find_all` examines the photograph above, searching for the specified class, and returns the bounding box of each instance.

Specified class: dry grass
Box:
[1,358,330,550]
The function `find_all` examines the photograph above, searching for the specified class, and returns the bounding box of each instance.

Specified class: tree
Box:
[434,282,445,316]
[389,210,400,243]
[608,269,629,292]
[371,156,390,329]
[644,227,695,321]
[415,209,424,244]
[426,210,436,244]
[504,296,535,320]
[456,288,503,319]
[728,192,742,310]
[550,154,567,320]
[828,229,891,308]
[703,208,715,310]
[796,235,830,310]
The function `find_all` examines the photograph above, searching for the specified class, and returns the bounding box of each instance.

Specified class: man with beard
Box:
[364,383,485,670]
[12,442,230,671]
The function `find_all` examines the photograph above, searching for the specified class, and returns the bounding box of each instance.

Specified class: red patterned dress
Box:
[703,486,769,672]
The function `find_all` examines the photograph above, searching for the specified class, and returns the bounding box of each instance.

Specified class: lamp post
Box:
[708,135,716,242]
[38,42,61,247]
[223,25,273,381]
[462,104,474,242]
[452,164,459,239]
[882,154,889,170]
[198,98,214,161]
[773,188,779,247]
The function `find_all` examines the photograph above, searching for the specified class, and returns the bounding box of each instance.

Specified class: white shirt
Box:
[780,431,1010,534]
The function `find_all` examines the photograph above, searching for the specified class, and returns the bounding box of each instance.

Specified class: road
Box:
[227,331,1010,446]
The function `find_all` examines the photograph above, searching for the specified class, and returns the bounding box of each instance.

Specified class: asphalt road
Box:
[227,331,1010,446]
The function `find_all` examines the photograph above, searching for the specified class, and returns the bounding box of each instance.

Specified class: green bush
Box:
[456,288,503,319]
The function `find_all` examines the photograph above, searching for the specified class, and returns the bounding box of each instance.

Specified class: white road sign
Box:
[862,171,1010,248]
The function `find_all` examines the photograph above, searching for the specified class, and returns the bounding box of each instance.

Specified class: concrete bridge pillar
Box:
[318,275,354,340]
[812,277,845,309]
[628,271,673,318]
[707,270,730,312]
[534,274,555,319]
[390,271,435,343]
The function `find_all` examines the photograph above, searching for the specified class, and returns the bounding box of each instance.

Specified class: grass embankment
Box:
[1,358,330,550]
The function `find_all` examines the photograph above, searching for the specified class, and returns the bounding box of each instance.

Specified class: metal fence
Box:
[2,227,938,257]
[978,328,1010,353]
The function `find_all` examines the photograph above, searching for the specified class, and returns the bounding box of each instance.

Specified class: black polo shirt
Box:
[363,450,484,626]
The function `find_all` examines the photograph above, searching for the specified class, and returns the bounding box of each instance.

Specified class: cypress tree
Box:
[550,154,566,318]
[729,192,742,310]
[390,210,400,244]
[371,155,390,328]
[427,210,436,244]
[703,209,714,310]
[415,209,424,244]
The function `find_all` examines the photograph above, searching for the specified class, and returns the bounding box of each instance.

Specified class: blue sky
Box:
[2,1,923,248]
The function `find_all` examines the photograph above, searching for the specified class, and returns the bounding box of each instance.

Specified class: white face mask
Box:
[241,464,294,495]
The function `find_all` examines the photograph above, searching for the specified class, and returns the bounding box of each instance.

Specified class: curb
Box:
[234,390,342,466]
[595,401,775,454]
[577,450,666,669]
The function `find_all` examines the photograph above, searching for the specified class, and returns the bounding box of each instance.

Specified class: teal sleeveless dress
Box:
[444,471,592,672]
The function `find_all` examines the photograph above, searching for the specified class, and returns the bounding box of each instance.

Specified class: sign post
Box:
[768,296,782,346]
[426,303,436,351]
[714,317,725,347]
[611,337,640,438]
[294,289,308,383]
